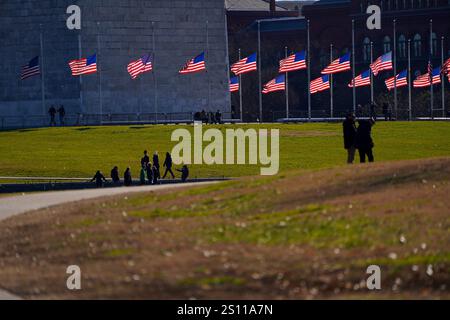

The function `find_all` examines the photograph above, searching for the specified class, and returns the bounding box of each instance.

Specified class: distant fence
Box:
[0,112,238,130]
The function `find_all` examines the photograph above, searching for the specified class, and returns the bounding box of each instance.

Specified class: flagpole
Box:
[285,46,289,119]
[238,48,243,122]
[78,33,83,115]
[408,39,412,121]
[330,44,334,118]
[393,19,398,120]
[97,22,103,125]
[257,20,263,122]
[152,22,158,124]
[370,41,374,105]
[430,19,434,119]
[307,19,311,121]
[441,36,445,118]
[39,24,46,117]
[206,20,211,113]
[352,19,356,114]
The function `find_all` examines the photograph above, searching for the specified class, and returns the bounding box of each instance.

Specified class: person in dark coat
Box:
[124,167,133,187]
[370,102,377,120]
[111,166,120,184]
[176,165,190,183]
[91,170,106,188]
[153,151,160,179]
[58,105,66,126]
[355,119,375,163]
[141,150,150,167]
[145,162,153,183]
[343,113,357,164]
[215,110,222,124]
[152,164,159,185]
[162,152,175,179]
[48,106,57,126]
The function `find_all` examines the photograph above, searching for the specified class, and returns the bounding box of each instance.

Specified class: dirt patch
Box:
[0,158,449,299]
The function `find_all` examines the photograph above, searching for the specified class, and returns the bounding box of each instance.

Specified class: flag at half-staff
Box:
[69,54,97,76]
[279,51,307,73]
[262,74,285,94]
[385,70,408,91]
[370,52,393,76]
[127,54,153,80]
[231,53,257,75]
[441,57,450,81]
[179,52,206,74]
[413,67,441,88]
[21,56,41,80]
[321,53,351,74]
[310,75,330,94]
[348,70,371,88]
[229,76,239,92]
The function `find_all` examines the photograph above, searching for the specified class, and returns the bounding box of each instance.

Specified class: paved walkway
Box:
[0,181,217,300]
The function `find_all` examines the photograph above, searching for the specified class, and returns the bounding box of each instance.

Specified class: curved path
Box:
[0,181,217,300]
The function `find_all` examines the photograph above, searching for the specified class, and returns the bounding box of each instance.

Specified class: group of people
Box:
[357,102,394,121]
[194,110,222,124]
[91,150,189,188]
[48,105,66,126]
[343,113,376,164]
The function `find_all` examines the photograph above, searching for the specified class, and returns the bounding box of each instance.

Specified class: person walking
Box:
[152,164,159,185]
[145,162,153,184]
[124,167,133,187]
[162,152,175,179]
[370,102,377,121]
[91,170,107,188]
[355,119,375,163]
[111,166,120,184]
[58,105,66,126]
[343,113,357,164]
[48,106,57,126]
[140,165,147,185]
[215,110,222,124]
[153,151,160,179]
[141,150,150,167]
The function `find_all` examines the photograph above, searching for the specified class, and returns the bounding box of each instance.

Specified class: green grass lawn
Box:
[0,122,449,179]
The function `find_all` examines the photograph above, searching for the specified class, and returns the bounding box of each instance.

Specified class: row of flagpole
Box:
[236,18,447,122]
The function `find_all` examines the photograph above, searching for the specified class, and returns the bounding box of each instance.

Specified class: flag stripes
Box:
[229,76,239,92]
[322,53,351,74]
[262,74,285,94]
[371,52,393,76]
[179,52,206,74]
[127,54,153,80]
[231,53,257,75]
[69,54,97,76]
[385,70,408,91]
[310,75,330,94]
[21,56,40,80]
[279,51,307,73]
[348,70,371,88]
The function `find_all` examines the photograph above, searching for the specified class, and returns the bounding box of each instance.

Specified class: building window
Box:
[383,36,391,53]
[363,37,371,62]
[413,34,422,57]
[398,35,407,58]
[431,32,437,55]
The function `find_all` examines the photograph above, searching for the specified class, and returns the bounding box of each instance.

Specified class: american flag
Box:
[413,68,441,88]
[127,54,153,80]
[21,56,40,80]
[262,74,285,94]
[348,70,371,88]
[231,53,257,76]
[179,52,206,74]
[229,76,240,92]
[370,52,393,76]
[385,70,408,91]
[69,54,97,76]
[321,53,351,74]
[279,51,307,73]
[443,58,450,82]
[310,75,330,94]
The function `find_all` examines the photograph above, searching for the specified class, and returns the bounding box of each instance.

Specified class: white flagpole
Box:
[352,19,356,114]
[441,36,445,118]
[39,24,46,117]
[97,22,103,125]
[408,39,412,121]
[78,33,83,115]
[393,19,398,119]
[330,44,334,118]
[238,48,243,122]
[307,19,311,120]
[152,22,158,124]
[257,21,262,122]
[285,46,289,119]
[206,20,211,113]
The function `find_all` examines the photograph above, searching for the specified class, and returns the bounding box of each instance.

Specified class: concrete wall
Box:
[0,0,230,119]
